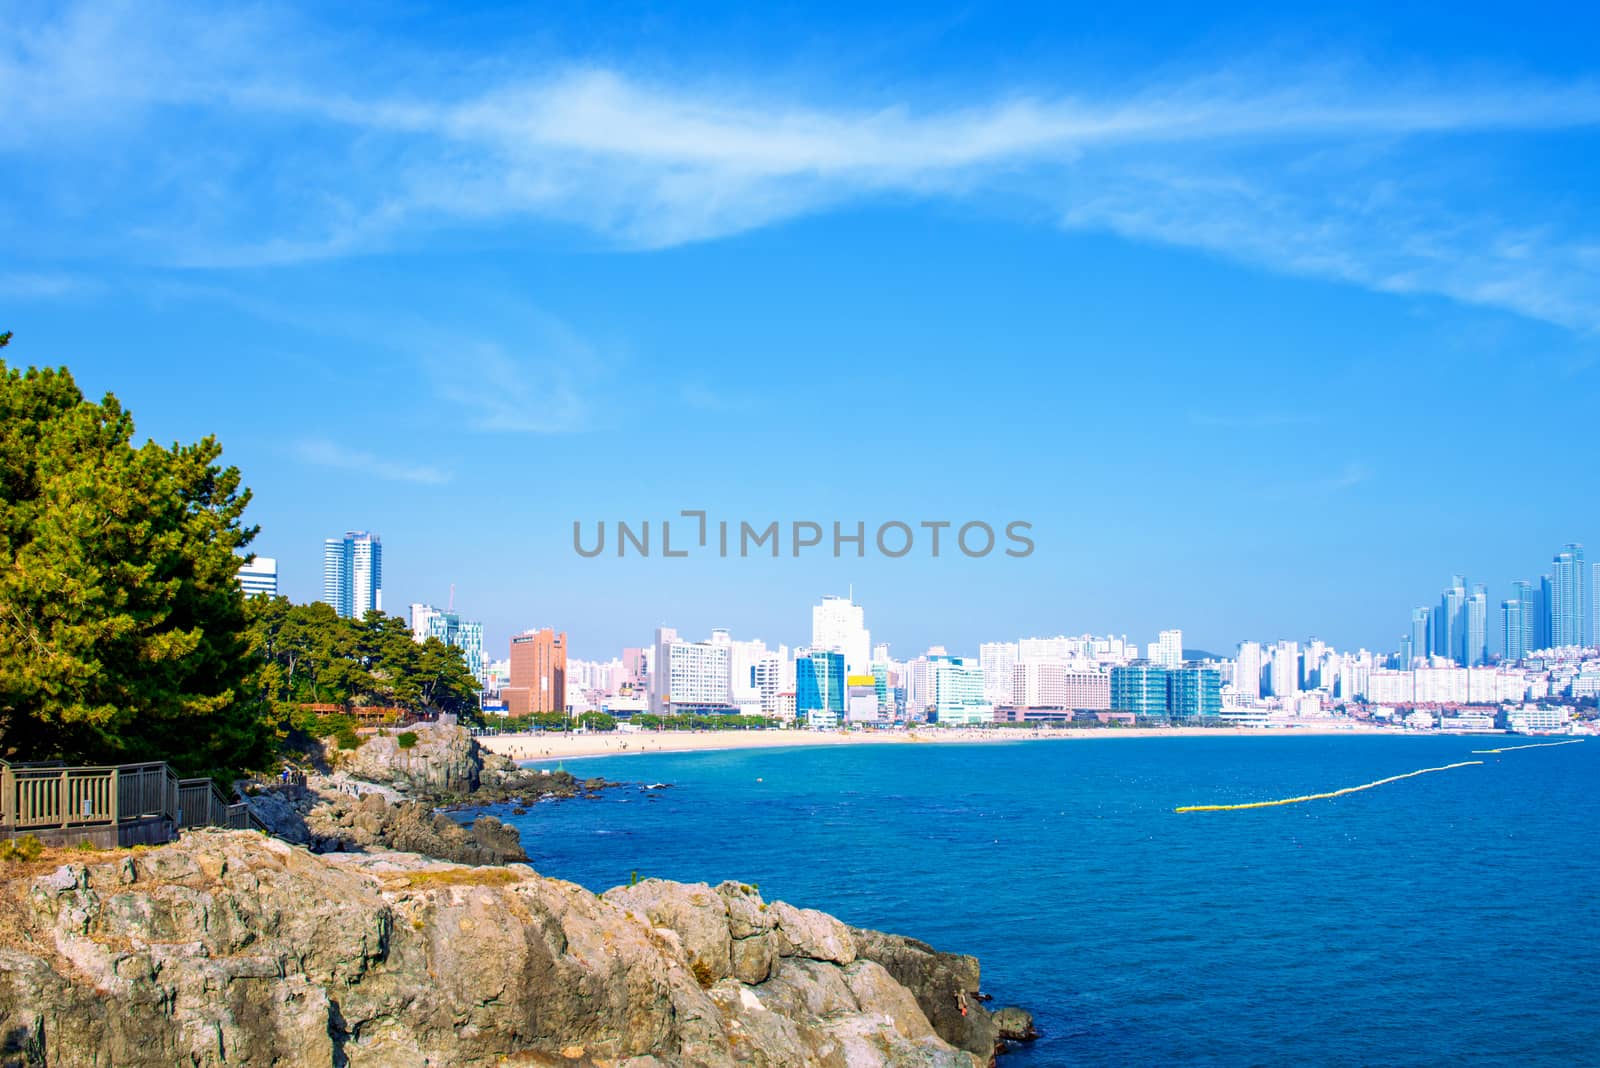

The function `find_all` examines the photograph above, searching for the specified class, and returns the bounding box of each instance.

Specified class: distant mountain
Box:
[1182,648,1223,662]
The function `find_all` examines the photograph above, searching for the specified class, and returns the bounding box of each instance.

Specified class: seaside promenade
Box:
[479,723,1397,762]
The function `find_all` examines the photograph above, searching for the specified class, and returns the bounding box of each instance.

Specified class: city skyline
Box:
[256,530,1600,666]
[6,3,1598,662]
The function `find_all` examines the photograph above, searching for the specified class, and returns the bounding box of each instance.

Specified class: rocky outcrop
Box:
[0,831,1024,1067]
[330,717,487,796]
[241,720,594,865]
[306,792,527,865]
[325,718,582,805]
[850,927,1035,1063]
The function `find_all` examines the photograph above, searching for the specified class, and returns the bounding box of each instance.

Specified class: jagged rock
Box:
[851,926,1004,1062]
[991,1005,1038,1042]
[334,718,483,795]
[604,879,735,984]
[770,901,856,965]
[303,793,526,865]
[0,831,998,1067]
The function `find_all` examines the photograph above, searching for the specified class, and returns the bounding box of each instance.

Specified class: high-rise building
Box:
[1510,580,1535,658]
[1153,629,1183,669]
[796,651,845,725]
[1110,664,1168,718]
[1535,576,1554,651]
[650,628,733,714]
[1010,662,1111,709]
[506,628,567,716]
[1592,562,1600,648]
[1551,544,1585,648]
[1234,641,1262,700]
[1465,586,1488,667]
[237,556,278,598]
[1269,641,1299,698]
[1408,608,1430,667]
[1437,576,1466,665]
[811,595,871,677]
[408,603,487,685]
[929,656,991,725]
[979,641,1019,705]
[1502,598,1527,663]
[1167,666,1221,719]
[321,531,382,619]
[753,654,786,717]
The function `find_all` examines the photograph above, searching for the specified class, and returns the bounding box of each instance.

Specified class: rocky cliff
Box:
[244,721,583,866]
[0,831,1031,1067]
[326,718,572,805]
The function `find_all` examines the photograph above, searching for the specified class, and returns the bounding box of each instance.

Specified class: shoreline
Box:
[479,723,1416,762]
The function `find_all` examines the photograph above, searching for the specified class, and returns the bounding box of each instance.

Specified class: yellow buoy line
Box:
[1473,739,1586,755]
[1174,761,1483,813]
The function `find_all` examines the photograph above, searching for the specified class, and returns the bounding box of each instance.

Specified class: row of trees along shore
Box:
[0,333,479,780]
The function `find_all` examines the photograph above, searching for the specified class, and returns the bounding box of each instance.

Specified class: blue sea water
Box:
[487,736,1599,1066]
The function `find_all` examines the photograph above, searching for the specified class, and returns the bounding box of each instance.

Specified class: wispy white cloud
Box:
[0,271,95,299]
[427,340,591,435]
[6,3,1600,332]
[293,438,450,485]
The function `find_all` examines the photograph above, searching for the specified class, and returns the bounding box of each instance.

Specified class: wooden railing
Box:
[1,758,267,839]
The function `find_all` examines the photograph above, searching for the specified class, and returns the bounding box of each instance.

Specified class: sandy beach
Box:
[479,724,1399,762]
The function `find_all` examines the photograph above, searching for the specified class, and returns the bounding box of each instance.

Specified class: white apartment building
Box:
[1010,661,1111,710]
[238,556,278,598]
[812,595,871,676]
[979,641,1018,705]
[932,657,992,725]
[1154,629,1183,669]
[1234,642,1262,700]
[1270,641,1300,699]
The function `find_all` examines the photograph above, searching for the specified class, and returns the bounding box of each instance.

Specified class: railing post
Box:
[110,765,120,825]
[60,768,69,830]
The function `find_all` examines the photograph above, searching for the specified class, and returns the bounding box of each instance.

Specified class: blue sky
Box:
[3,1,1599,661]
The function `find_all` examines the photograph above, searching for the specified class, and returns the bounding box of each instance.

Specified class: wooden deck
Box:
[1,759,266,848]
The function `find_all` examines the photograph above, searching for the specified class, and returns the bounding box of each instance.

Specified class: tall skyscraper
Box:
[237,556,278,598]
[1234,641,1262,700]
[1551,544,1585,648]
[1437,576,1466,665]
[322,531,382,619]
[1510,580,1535,657]
[1464,586,1487,667]
[1408,607,1430,666]
[1269,641,1299,699]
[811,595,871,677]
[1502,598,1527,663]
[1535,576,1554,651]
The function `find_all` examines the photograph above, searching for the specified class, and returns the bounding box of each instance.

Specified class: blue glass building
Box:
[796,651,845,721]
[1110,664,1168,718]
[1166,666,1222,719]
